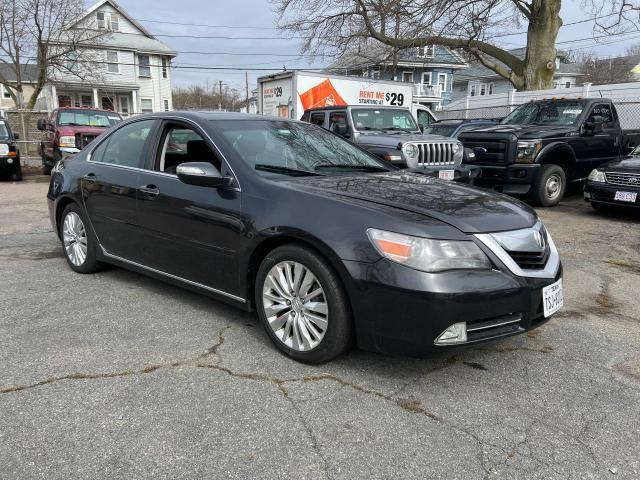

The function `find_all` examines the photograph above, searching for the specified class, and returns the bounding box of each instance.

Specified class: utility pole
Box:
[218,80,223,111]
[245,72,249,114]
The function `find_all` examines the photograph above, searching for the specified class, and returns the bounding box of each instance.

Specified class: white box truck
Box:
[257,70,436,129]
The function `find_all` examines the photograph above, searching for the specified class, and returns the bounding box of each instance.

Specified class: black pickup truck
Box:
[459,98,640,206]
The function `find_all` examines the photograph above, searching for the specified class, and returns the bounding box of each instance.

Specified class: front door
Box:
[101,95,115,111]
[575,103,618,177]
[135,120,243,295]
[119,96,130,116]
[81,119,158,260]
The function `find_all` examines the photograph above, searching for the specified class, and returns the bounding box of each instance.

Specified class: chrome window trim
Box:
[474,221,560,279]
[100,246,246,303]
[86,114,241,191]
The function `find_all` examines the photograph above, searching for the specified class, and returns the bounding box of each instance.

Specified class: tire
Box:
[42,161,52,176]
[531,164,566,207]
[9,166,22,182]
[255,244,354,364]
[59,203,103,274]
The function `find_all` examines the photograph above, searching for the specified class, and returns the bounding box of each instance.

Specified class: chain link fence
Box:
[4,110,49,166]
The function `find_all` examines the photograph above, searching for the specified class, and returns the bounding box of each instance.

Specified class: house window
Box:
[417,45,435,58]
[138,55,151,77]
[141,98,153,113]
[488,83,494,95]
[161,58,168,78]
[370,69,380,80]
[58,95,72,107]
[1,84,11,98]
[565,81,571,88]
[402,71,413,83]
[163,99,169,112]
[81,95,93,107]
[470,84,477,96]
[421,72,432,85]
[65,51,78,72]
[437,73,447,92]
[106,51,119,74]
[110,13,120,31]
[97,11,106,29]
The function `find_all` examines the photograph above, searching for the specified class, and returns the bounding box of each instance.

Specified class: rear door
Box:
[81,118,158,260]
[135,119,243,296]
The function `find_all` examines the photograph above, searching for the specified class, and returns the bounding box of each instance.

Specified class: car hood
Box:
[465,124,573,139]
[603,155,640,172]
[284,172,536,234]
[355,132,455,148]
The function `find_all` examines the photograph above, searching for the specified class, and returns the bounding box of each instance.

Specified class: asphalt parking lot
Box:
[1,176,639,479]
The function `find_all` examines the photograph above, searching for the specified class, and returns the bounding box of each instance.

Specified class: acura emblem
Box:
[533,231,545,249]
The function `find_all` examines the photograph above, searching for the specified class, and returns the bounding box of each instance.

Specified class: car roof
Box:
[124,111,294,122]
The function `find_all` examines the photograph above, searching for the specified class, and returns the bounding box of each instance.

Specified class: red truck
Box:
[37,107,122,174]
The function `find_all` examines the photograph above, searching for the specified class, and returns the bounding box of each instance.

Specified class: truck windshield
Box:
[215,120,391,177]
[501,101,584,126]
[0,122,9,139]
[57,110,122,127]
[351,108,418,131]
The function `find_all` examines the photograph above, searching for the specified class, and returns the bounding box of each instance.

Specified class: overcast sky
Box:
[116,0,640,93]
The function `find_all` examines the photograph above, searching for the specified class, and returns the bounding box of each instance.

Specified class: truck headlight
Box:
[588,169,606,183]
[402,143,419,162]
[367,228,491,272]
[59,136,76,148]
[516,140,542,163]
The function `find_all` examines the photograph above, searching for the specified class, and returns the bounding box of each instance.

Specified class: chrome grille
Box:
[417,142,457,166]
[605,172,640,187]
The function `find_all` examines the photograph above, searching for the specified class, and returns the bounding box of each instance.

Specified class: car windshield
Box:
[501,101,584,126]
[0,122,9,139]
[423,124,457,137]
[57,110,122,127]
[350,108,418,131]
[214,120,391,177]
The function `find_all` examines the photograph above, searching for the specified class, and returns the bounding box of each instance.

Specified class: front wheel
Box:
[60,203,103,274]
[531,164,566,207]
[9,166,22,181]
[255,245,354,364]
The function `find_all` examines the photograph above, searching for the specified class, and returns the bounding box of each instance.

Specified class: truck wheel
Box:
[532,165,566,207]
[9,166,23,182]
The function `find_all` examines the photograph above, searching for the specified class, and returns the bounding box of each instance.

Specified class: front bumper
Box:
[0,155,20,172]
[407,165,481,184]
[584,180,640,208]
[344,259,562,356]
[473,163,541,195]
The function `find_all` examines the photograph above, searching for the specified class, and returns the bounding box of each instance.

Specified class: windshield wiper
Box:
[254,164,322,176]
[313,163,389,172]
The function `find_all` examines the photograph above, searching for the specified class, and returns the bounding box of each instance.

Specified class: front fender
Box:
[537,141,576,165]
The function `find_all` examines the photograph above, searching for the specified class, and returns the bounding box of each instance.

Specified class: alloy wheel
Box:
[62,212,88,266]
[262,261,329,351]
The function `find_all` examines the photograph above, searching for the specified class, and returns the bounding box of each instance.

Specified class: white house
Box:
[38,0,176,115]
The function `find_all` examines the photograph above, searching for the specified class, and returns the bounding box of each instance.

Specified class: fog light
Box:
[7,158,13,164]
[434,322,467,345]
[514,169,526,178]
[584,191,591,200]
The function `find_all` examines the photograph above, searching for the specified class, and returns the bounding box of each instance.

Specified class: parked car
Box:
[47,112,563,364]
[38,107,122,174]
[458,98,640,206]
[301,105,478,182]
[0,118,22,181]
[584,145,640,211]
[424,118,499,138]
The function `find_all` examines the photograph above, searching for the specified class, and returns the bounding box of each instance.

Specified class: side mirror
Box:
[37,119,48,131]
[13,133,19,140]
[176,162,233,188]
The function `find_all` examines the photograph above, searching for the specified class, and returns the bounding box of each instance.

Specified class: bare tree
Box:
[274,0,640,90]
[575,42,640,84]
[173,83,243,112]
[0,0,106,109]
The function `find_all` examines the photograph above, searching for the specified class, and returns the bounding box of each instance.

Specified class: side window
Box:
[309,112,326,127]
[328,111,349,136]
[417,109,433,129]
[158,125,221,174]
[589,103,613,126]
[93,119,155,168]
[300,112,310,123]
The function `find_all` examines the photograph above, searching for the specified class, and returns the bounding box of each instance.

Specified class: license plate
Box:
[614,191,637,203]
[543,279,564,318]
[438,169,455,180]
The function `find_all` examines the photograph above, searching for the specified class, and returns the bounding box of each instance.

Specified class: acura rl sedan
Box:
[47,112,563,364]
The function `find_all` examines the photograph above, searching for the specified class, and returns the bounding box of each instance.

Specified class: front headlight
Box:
[516,140,542,163]
[367,228,491,272]
[452,142,463,165]
[588,169,606,183]
[59,136,76,148]
[402,143,419,162]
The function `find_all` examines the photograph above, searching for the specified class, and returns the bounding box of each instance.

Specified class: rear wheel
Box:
[60,203,103,273]
[255,245,353,364]
[532,164,566,207]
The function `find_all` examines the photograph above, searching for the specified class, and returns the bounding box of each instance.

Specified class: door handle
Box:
[83,173,97,184]
[139,184,160,199]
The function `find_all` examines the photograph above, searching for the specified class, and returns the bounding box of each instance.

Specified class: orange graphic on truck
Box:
[299,79,347,110]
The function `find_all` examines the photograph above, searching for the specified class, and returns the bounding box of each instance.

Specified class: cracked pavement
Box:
[1,178,640,479]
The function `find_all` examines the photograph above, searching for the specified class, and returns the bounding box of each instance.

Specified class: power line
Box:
[137,19,276,30]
